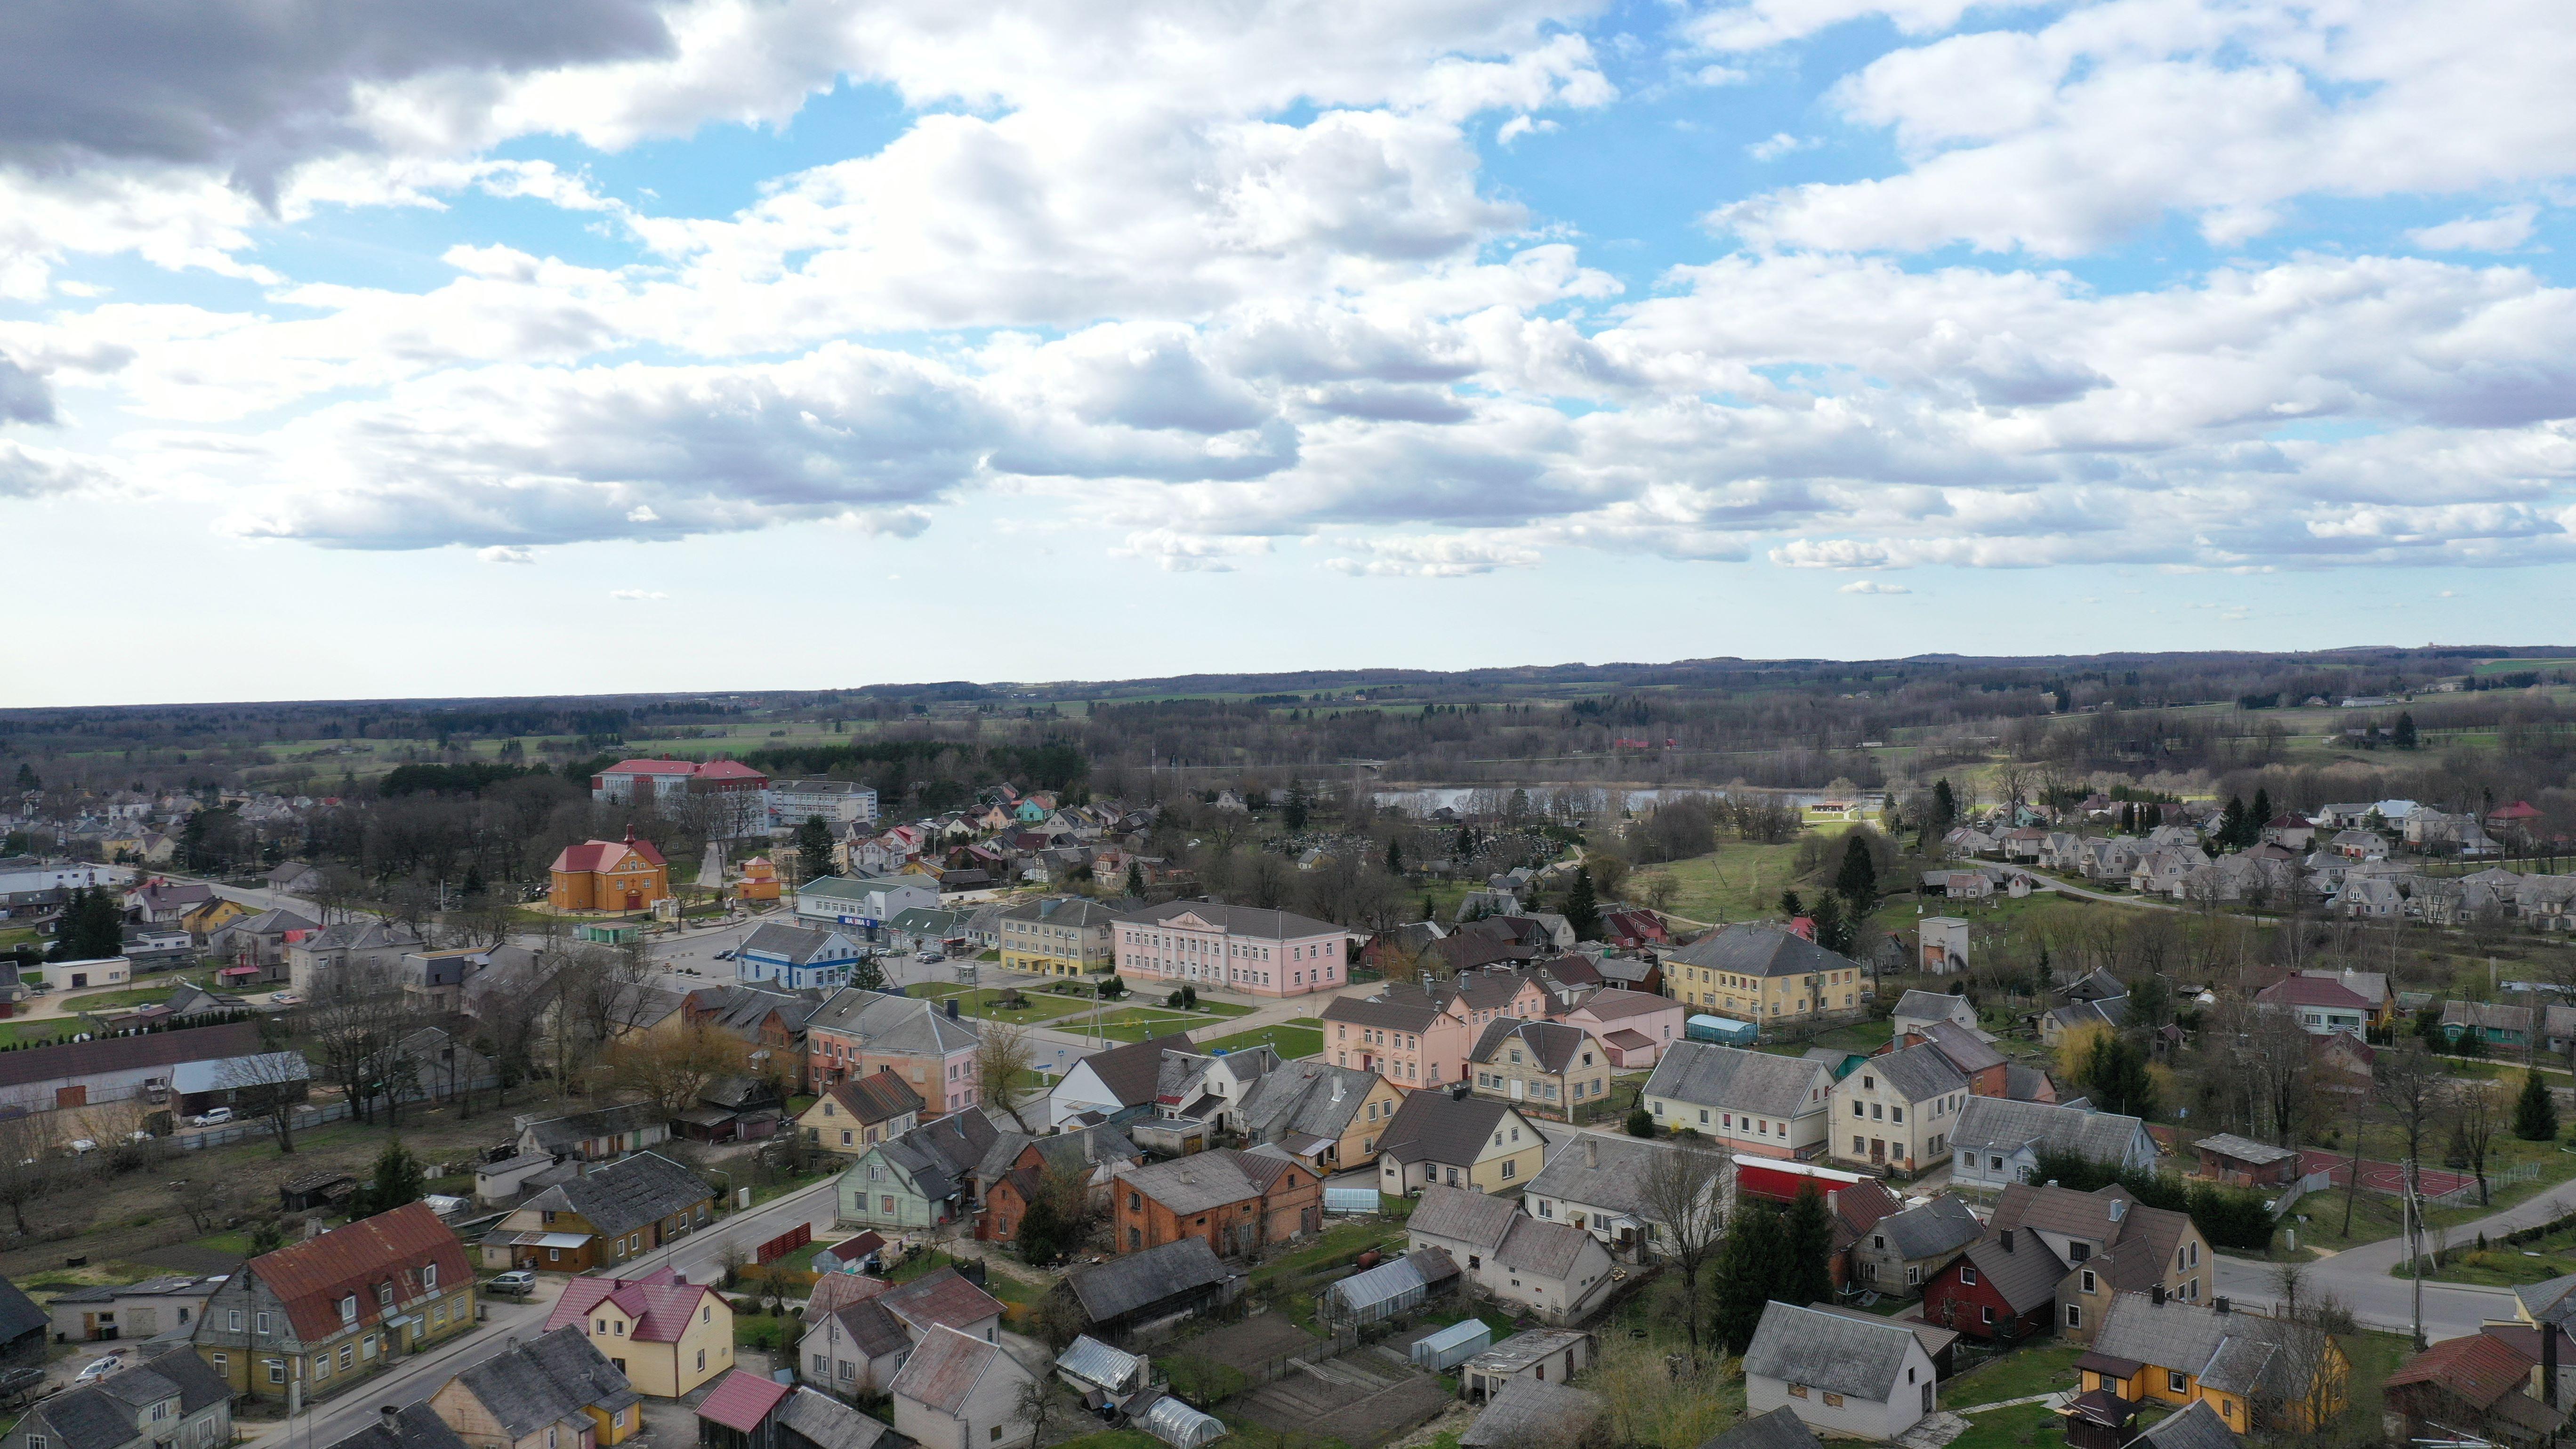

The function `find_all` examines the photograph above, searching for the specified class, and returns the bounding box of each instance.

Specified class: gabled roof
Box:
[774,1387,898,1449]
[890,1324,1011,1415]
[1119,900,1340,941]
[1115,1151,1264,1216]
[2132,1401,2238,1449]
[1521,1135,1680,1222]
[2089,1293,2317,1399]
[1376,1091,1521,1167]
[545,1267,718,1344]
[0,1020,261,1092]
[0,1273,45,1343]
[1236,1060,1381,1144]
[2254,976,2369,1011]
[1951,1096,2145,1163]
[1697,1406,1825,1449]
[1643,1041,1831,1118]
[522,1151,711,1239]
[1916,1021,2005,1075]
[2190,1134,2297,1167]
[1493,1213,1602,1281]
[1320,992,1446,1033]
[1875,1194,1982,1261]
[521,1101,667,1151]
[322,1404,469,1449]
[1458,1378,1605,1449]
[451,1326,638,1439]
[1066,1237,1232,1322]
[1855,1043,1969,1103]
[877,1266,1005,1337]
[820,1069,927,1126]
[1408,1183,1524,1252]
[808,988,981,1055]
[2386,1332,2534,1411]
[1954,1231,2067,1314]
[698,1370,796,1432]
[1741,1301,1921,1401]
[1468,1018,1590,1074]
[249,1201,473,1341]
[824,1299,911,1359]
[741,923,856,965]
[1892,990,1975,1022]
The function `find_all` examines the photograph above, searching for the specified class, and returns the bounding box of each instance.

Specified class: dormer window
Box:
[378,1283,393,1307]
[423,1264,437,1291]
[339,1296,358,1325]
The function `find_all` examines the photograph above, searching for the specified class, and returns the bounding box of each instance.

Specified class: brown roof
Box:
[0,1020,260,1092]
[2387,1333,2535,1410]
[1989,1183,2190,1295]
[877,1267,1004,1337]
[889,1325,1008,1414]
[823,1069,925,1125]
[1071,1033,1198,1109]
[250,1201,473,1341]
[1377,1090,1521,1168]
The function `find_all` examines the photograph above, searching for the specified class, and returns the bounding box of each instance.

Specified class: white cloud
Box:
[476,545,536,564]
[609,588,668,598]
[1838,578,1911,593]
[2409,204,2540,251]
[1746,132,1817,161]
[1113,529,1276,572]
[1323,534,1541,576]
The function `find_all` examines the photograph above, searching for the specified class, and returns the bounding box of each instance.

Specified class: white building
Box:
[1948,1097,2157,1192]
[890,1324,1036,1449]
[1743,1302,1936,1441]
[769,779,881,832]
[797,876,939,935]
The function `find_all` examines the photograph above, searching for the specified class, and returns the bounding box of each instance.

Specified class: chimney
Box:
[946,998,958,1020]
[2151,1285,2165,1305]
[1585,1138,1598,1169]
[2001,1229,2014,1253]
[381,1408,402,1437]
[2214,1296,2230,1314]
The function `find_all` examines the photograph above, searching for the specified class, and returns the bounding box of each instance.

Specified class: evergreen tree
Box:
[1712,1203,1785,1354]
[48,887,123,962]
[1015,1188,1073,1266]
[1282,779,1309,832]
[1778,889,1804,918]
[1834,836,1878,910]
[2251,788,2273,833]
[2082,1033,2160,1119]
[1625,1104,1657,1137]
[2218,796,2246,851]
[1780,1184,1837,1309]
[1455,824,1473,857]
[11,763,35,791]
[793,814,836,885]
[1564,868,1601,941]
[1931,779,1956,832]
[2393,712,2419,750]
[1125,861,1146,898]
[353,1140,427,1217]
[1809,893,1854,955]
[849,954,886,993]
[1385,838,1403,874]
[2516,1068,2560,1142]
[1419,893,1436,921]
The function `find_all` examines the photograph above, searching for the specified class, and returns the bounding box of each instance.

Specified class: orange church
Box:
[549,829,672,912]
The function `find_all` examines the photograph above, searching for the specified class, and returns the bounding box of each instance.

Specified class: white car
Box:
[269,992,302,1006]
[75,1356,122,1385]
[66,1139,97,1156]
[190,1108,233,1127]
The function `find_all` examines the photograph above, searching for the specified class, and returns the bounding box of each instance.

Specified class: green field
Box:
[1090,1009,1211,1043]
[1949,1344,2084,1406]
[926,987,1089,1025]
[1198,1018,1325,1061]
[1643,834,1842,925]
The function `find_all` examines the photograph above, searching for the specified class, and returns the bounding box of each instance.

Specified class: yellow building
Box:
[194,1202,477,1404]
[544,1269,734,1398]
[1374,1091,1546,1194]
[547,829,672,913]
[430,1325,645,1449]
[997,896,1119,977]
[2082,1292,2346,1433]
[1661,924,1868,1023]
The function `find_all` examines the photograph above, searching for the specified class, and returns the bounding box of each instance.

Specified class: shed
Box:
[278,1171,356,1212]
[1686,1014,1760,1046]
[1055,1336,1147,1401]
[1322,1187,1381,1216]
[1129,1391,1226,1449]
[1411,1320,1492,1372]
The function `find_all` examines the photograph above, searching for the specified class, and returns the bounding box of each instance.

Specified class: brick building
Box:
[1111,1147,1320,1256]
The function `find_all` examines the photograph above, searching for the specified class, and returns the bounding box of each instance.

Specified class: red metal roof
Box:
[249,1201,473,1341]
[696,1370,793,1432]
[545,1267,712,1343]
[2387,1332,2533,1409]
[2254,976,2368,1011]
[602,759,701,775]
[692,760,767,781]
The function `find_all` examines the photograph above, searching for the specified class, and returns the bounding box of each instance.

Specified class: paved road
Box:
[250,1176,845,1449]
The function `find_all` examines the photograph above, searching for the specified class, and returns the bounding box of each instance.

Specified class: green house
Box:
[833,1111,996,1230]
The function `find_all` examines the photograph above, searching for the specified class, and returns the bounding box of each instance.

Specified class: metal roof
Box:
[1133,1391,1228,1449]
[1055,1336,1146,1394]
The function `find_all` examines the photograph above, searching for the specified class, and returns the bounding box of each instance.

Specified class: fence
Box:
[173,1100,352,1150]
[2423,1161,2539,1209]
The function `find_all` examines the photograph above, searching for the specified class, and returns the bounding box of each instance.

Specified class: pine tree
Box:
[1779,889,1804,918]
[1564,868,1601,940]
[1931,779,1956,831]
[1809,893,1853,955]
[10,763,35,791]
[2394,712,2419,750]
[793,814,836,885]
[1781,1185,1836,1309]
[354,1140,426,1217]
[1385,838,1403,874]
[1834,836,1878,910]
[1125,860,1146,898]
[2219,796,2246,851]
[1282,779,1309,832]
[849,954,886,993]
[48,887,122,962]
[1712,1203,1785,1353]
[2251,788,2273,834]
[2517,1069,2560,1142]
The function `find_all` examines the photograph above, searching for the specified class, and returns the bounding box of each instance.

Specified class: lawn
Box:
[2339,1329,2415,1434]
[934,988,1089,1025]
[2288,1122,2576,1255]
[1048,1433,1159,1449]
[1092,1009,1211,1043]
[1646,838,1826,925]
[1248,1218,1411,1290]
[1199,1019,1325,1061]
[1948,1344,2083,1406]
[62,978,211,1013]
[1946,1401,2063,1449]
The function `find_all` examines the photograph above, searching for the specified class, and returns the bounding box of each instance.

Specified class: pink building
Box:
[1113,902,1347,998]
[1559,988,1687,1068]
[1321,993,1476,1089]
[805,989,984,1113]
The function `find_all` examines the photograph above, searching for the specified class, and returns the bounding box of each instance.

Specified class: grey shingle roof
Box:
[1876,1195,1983,1261]
[1320,993,1448,1033]
[1521,1134,1676,1222]
[1951,1096,2146,1163]
[1643,1041,1832,1118]
[2133,1400,2238,1449]
[1697,1406,1825,1449]
[453,1326,639,1438]
[1377,1091,1521,1168]
[526,1151,712,1239]
[1917,1021,2005,1075]
[1114,1152,1262,1216]
[0,1273,45,1344]
[1741,1302,1919,1401]
[2089,1294,2316,1399]
[29,1385,145,1449]
[1407,1184,1522,1252]
[522,1101,667,1151]
[1120,900,1341,941]
[1237,1061,1379,1145]
[1065,1237,1232,1322]
[1862,1043,1970,1103]
[1494,1214,1600,1281]
[1666,925,1858,978]
[1893,990,1974,1023]
[1457,1379,1605,1449]
[809,988,981,1055]
[741,923,852,965]
[320,1404,470,1449]
[1468,1018,1590,1075]
[1955,1232,2067,1314]
[775,1386,897,1449]
[1064,1033,1199,1109]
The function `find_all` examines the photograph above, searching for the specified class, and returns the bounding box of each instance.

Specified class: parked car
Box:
[269,992,302,1006]
[484,1271,539,1298]
[918,950,944,963]
[714,950,734,961]
[74,1356,122,1385]
[66,1140,97,1156]
[190,1108,233,1127]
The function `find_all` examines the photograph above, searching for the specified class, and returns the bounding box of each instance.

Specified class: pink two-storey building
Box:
[805,988,984,1113]
[1113,902,1348,998]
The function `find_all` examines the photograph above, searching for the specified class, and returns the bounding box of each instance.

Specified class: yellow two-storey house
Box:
[1662,924,1868,1024]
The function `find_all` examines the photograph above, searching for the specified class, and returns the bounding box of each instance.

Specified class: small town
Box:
[1,653,2574,1449]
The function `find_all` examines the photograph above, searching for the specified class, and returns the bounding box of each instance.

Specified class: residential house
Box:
[7,1348,231,1449]
[806,989,982,1112]
[288,920,428,995]
[2332,876,2404,918]
[1600,910,1669,950]
[478,1152,713,1273]
[675,1076,785,1144]
[1113,900,1352,998]
[1639,1041,1835,1159]
[700,1381,899,1449]
[1949,1098,2157,1193]
[544,1268,734,1397]
[429,1326,642,1449]
[1148,1045,1280,1135]
[1467,1020,1611,1121]
[2039,996,2130,1048]
[547,830,672,913]
[1992,1183,2210,1343]
[734,925,864,992]
[1112,1147,1320,1256]
[207,907,320,987]
[1892,990,1982,1041]
[1662,926,1869,1024]
[680,984,818,1084]
[832,1110,1006,1231]
[1320,993,1475,1090]
[1742,1302,1938,1441]
[997,897,1120,978]
[590,759,769,838]
[1405,1186,1617,1324]
[873,1268,1006,1347]
[1233,1060,1406,1175]
[2446,1001,2535,1054]
[1521,1134,1715,1261]
[796,1296,913,1400]
[2081,1291,2345,1433]
[795,1071,926,1158]
[889,1327,1037,1449]
[1849,1195,1983,1298]
[124,879,216,926]
[1921,1228,2068,1342]
[48,1274,222,1342]
[1374,1092,1546,1195]
[1044,1033,1199,1129]
[1059,1238,1240,1342]
[193,1202,477,1403]
[1824,1178,1905,1289]
[796,876,939,938]
[1827,1043,1971,1174]
[2253,976,2370,1038]
[978,1128,1143,1243]
[1904,1022,2009,1098]
[767,779,879,832]
[1700,1409,1827,1449]
[1556,988,1685,1068]
[268,861,326,896]
[515,1103,672,1164]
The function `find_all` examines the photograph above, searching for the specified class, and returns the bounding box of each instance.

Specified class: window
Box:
[1960,1266,1978,1285]
[702,1305,712,1324]
[230,1311,244,1332]
[338,1345,354,1369]
[339,1296,357,1326]
[1788,1385,1809,1399]
[1872,1235,1886,1250]
[1981,1305,1995,1325]
[378,1283,394,1307]
[1906,1266,1921,1285]
[697,1350,708,1372]
[254,1312,269,1334]
[315,1356,331,1382]
[1502,1160,1517,1180]
[422,1264,437,1291]
[2168,1371,2188,1394]
[212,1355,227,1375]
[1823,1393,1844,1408]
[990,1430,1003,1443]
[2066,1304,2082,1328]
[267,1362,286,1385]
[2081,1270,2097,1293]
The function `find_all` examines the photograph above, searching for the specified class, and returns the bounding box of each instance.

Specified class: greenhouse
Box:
[1409,1319,1492,1372]
[1322,1247,1458,1325]
[1134,1392,1228,1449]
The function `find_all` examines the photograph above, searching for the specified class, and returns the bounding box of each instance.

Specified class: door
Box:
[1508,1079,1525,1102]
[1871,1138,1886,1162]
[55,1085,85,1109]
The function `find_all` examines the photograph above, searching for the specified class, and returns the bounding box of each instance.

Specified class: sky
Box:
[6,0,2576,706]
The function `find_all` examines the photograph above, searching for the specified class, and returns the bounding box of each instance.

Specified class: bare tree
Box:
[2452,1077,2504,1206]
[0,1116,66,1235]
[1594,1336,1732,1449]
[976,1021,1034,1129]
[1635,1142,1731,1362]
[1014,1372,1061,1449]
[216,1049,317,1153]
[2375,1041,2448,1348]
[608,1024,749,1118]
